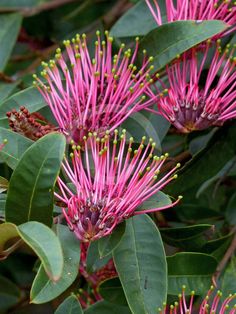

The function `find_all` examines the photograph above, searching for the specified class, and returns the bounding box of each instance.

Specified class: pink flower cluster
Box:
[55,130,181,241]
[146,0,236,38]
[158,286,236,314]
[33,32,154,144]
[30,1,236,243]
[148,41,236,132]
[144,0,236,133]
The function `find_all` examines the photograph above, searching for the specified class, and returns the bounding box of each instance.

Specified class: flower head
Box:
[146,0,236,39]
[150,41,236,133]
[6,106,55,140]
[55,130,181,242]
[158,285,236,314]
[33,32,154,144]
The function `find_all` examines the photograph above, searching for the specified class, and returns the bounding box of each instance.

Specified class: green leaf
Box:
[177,204,221,222]
[0,274,21,312]
[5,133,66,226]
[30,224,80,304]
[113,215,167,314]
[121,110,170,150]
[196,157,236,198]
[98,222,126,258]
[201,233,233,261]
[160,224,213,250]
[55,295,83,314]
[86,240,112,273]
[0,82,18,103]
[167,122,236,196]
[167,253,217,295]
[136,191,172,210]
[99,278,127,306]
[17,221,63,281]
[0,13,22,70]
[139,20,228,70]
[0,127,33,169]
[85,301,131,314]
[0,87,46,128]
[110,0,157,37]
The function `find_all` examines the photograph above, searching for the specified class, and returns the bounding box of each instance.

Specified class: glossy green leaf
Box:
[99,278,127,306]
[121,110,170,150]
[5,133,66,226]
[98,222,126,258]
[0,82,18,103]
[196,157,236,198]
[18,221,63,281]
[176,204,221,222]
[0,87,46,128]
[0,13,22,70]
[0,274,21,312]
[30,224,80,304]
[113,215,167,313]
[137,191,172,210]
[167,253,217,295]
[86,240,112,274]
[160,224,213,250]
[55,295,83,314]
[201,233,233,261]
[139,20,228,70]
[167,123,236,196]
[0,127,33,169]
[85,301,131,314]
[110,0,157,37]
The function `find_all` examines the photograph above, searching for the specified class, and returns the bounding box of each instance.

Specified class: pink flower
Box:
[55,130,182,242]
[146,0,236,38]
[33,31,154,144]
[149,41,236,133]
[158,285,236,314]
